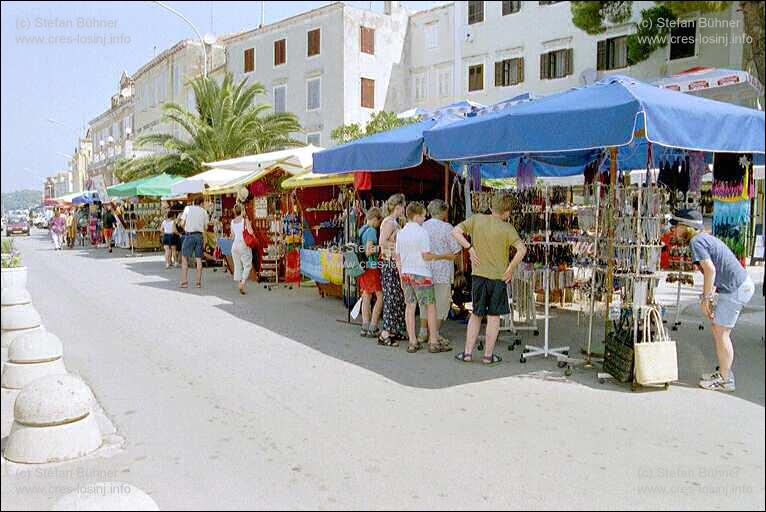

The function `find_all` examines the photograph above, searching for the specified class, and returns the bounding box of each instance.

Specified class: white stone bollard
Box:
[1,331,66,437]
[1,266,28,290]
[4,375,102,464]
[1,288,42,351]
[51,483,160,511]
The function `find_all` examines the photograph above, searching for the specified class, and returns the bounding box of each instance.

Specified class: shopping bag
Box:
[603,310,634,383]
[344,250,365,279]
[634,306,678,386]
[243,220,258,248]
[350,297,363,319]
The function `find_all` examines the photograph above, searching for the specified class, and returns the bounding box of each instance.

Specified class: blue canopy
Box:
[313,118,438,174]
[71,191,100,205]
[424,75,765,163]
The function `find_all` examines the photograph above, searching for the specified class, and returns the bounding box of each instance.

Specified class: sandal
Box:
[360,328,370,338]
[482,354,503,366]
[428,342,453,353]
[377,334,399,348]
[195,282,202,288]
[455,351,472,362]
[407,342,421,353]
[179,281,188,289]
[368,327,380,338]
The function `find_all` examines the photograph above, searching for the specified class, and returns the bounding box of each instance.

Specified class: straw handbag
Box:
[634,306,678,386]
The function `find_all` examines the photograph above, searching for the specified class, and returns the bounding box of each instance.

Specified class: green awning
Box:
[107,174,184,198]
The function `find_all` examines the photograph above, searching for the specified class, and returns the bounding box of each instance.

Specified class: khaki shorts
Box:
[434,283,452,320]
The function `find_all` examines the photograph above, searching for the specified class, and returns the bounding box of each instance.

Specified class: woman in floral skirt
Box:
[377,193,407,346]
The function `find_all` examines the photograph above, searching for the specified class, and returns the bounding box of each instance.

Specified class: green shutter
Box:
[495,61,503,87]
[597,40,606,71]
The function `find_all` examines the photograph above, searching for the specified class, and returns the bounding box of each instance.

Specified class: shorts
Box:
[471,275,510,317]
[181,232,204,259]
[176,234,184,250]
[102,228,113,240]
[161,234,176,247]
[434,283,452,320]
[401,274,435,307]
[714,277,755,328]
[358,268,382,294]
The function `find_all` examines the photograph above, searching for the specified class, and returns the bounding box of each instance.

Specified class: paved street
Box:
[2,230,765,510]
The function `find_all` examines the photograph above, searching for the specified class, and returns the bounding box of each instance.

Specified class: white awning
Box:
[170,168,250,196]
[203,145,322,174]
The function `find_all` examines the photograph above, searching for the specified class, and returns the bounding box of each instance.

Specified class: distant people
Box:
[65,210,76,249]
[671,209,755,392]
[179,195,209,289]
[50,209,65,251]
[161,211,178,269]
[396,202,452,354]
[113,202,129,249]
[452,194,527,365]
[377,193,407,347]
[230,203,253,295]
[102,205,116,253]
[358,207,383,338]
[419,199,461,347]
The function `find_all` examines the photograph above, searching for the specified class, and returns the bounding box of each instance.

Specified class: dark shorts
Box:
[161,234,177,247]
[471,276,510,317]
[181,232,204,259]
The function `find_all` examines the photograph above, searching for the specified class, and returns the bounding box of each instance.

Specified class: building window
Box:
[307,132,321,146]
[361,78,375,109]
[414,73,427,102]
[307,29,321,57]
[670,20,696,60]
[597,36,628,71]
[495,57,524,87]
[273,85,286,113]
[425,22,438,49]
[307,77,321,111]
[438,69,451,97]
[468,64,484,92]
[468,1,484,25]
[244,48,255,73]
[274,39,286,66]
[502,1,521,15]
[361,26,375,55]
[540,49,573,79]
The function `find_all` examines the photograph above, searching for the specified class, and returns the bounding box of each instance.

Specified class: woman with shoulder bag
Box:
[230,203,254,295]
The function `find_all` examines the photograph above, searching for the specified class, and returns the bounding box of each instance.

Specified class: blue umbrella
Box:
[424,75,765,166]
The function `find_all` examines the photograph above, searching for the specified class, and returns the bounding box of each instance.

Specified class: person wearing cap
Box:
[670,208,756,392]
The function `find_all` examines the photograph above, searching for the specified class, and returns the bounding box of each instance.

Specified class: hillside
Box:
[1,189,42,212]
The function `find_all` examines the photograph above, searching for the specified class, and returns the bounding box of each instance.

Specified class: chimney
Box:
[384,1,399,15]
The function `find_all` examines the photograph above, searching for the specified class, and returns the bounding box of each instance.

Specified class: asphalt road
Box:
[2,230,764,510]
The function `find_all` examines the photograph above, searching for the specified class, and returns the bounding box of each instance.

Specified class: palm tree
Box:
[116,72,304,182]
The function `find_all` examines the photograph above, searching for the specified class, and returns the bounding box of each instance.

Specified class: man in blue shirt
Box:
[671,209,755,392]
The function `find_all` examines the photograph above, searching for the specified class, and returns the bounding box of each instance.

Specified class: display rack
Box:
[124,199,162,251]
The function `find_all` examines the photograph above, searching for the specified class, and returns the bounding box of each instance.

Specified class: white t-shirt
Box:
[180,205,209,233]
[396,221,432,278]
[230,218,245,244]
[161,219,175,235]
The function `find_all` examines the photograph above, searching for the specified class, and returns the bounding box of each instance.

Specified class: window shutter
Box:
[244,48,254,73]
[597,40,606,71]
[361,78,374,108]
[540,53,547,79]
[361,27,375,55]
[495,61,503,87]
[517,57,524,84]
[565,48,573,76]
[308,29,320,57]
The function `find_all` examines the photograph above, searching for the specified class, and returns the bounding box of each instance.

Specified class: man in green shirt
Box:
[452,194,526,365]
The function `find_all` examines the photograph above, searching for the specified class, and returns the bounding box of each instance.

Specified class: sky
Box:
[0,1,445,193]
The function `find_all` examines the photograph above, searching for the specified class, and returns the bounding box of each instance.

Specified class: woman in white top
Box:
[161,212,178,269]
[230,203,254,295]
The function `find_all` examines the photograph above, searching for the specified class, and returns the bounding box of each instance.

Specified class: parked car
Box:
[5,216,30,236]
[33,214,48,229]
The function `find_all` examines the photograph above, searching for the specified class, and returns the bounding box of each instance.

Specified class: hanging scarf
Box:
[517,156,535,190]
[688,151,705,194]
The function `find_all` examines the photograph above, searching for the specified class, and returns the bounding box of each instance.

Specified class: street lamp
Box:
[151,1,209,78]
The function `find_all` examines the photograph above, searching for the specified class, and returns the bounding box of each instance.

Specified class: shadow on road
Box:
[117,256,766,405]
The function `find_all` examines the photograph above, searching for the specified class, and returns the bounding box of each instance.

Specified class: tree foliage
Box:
[116,72,304,183]
[331,111,416,145]
[571,1,633,35]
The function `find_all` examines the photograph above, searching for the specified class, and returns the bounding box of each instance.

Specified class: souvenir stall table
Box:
[422,75,765,389]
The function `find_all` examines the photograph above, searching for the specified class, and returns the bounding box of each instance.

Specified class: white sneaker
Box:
[699,372,736,392]
[700,369,719,381]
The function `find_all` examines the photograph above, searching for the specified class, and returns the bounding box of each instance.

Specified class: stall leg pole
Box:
[604,147,618,345]
[444,163,450,203]
[673,279,682,329]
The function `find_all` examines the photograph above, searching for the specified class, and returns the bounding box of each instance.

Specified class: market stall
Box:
[422,74,765,388]
[204,146,322,287]
[107,173,184,251]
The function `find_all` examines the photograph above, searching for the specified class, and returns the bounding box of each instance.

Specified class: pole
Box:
[604,147,618,343]
[152,1,208,78]
[443,163,449,203]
